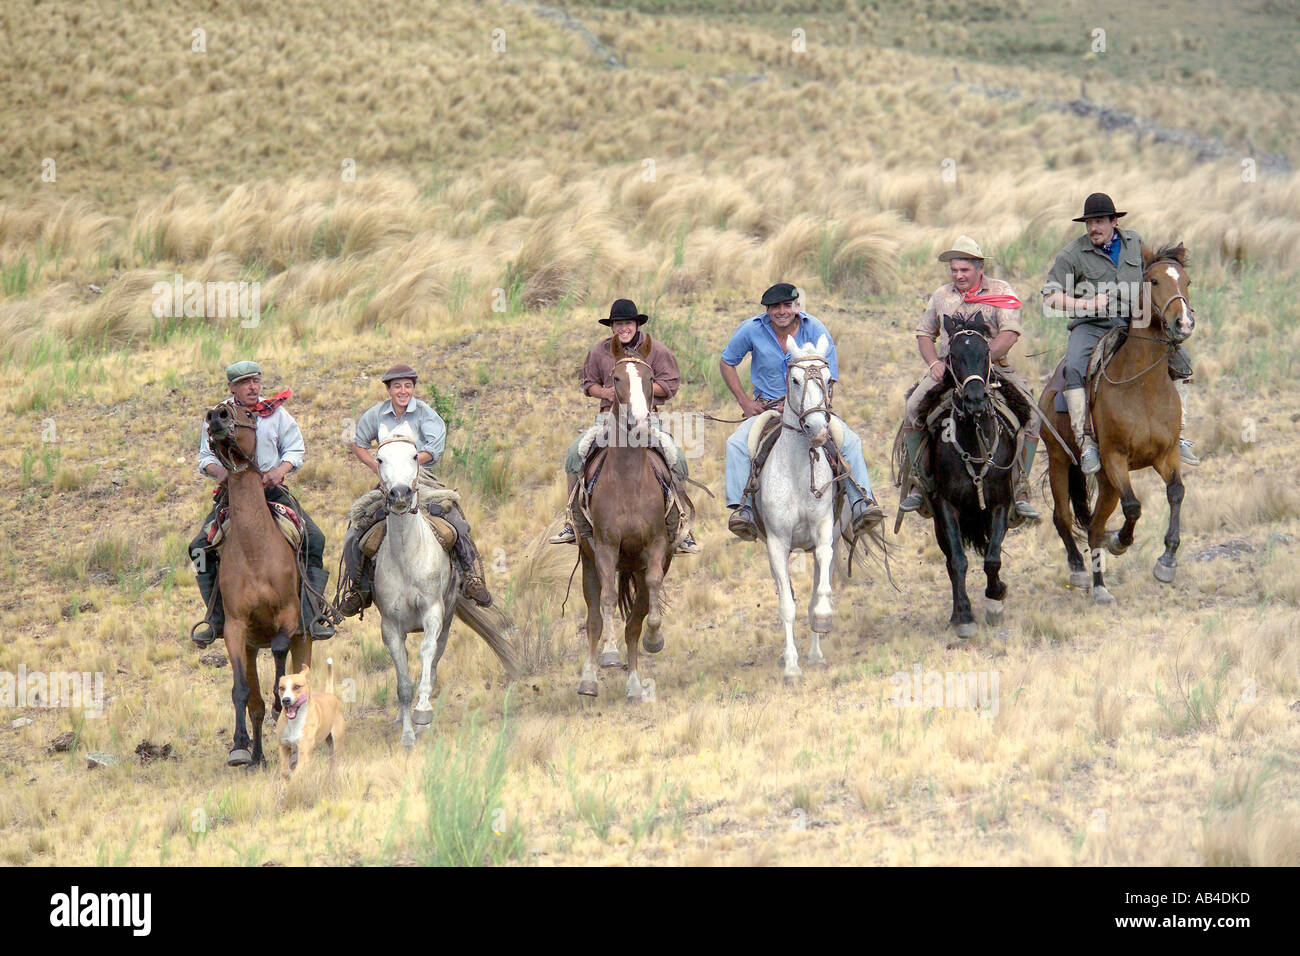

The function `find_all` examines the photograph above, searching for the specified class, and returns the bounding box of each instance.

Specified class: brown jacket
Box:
[581,333,682,412]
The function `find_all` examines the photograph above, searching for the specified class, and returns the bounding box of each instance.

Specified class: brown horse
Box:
[1039,242,1195,602]
[204,400,310,766]
[576,334,673,703]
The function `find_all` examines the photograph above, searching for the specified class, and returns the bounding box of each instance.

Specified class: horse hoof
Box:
[1069,571,1091,590]
[400,732,415,749]
[626,692,643,704]
[985,601,1004,626]
[642,632,664,654]
[1092,586,1115,605]
[782,672,802,687]
[227,748,252,767]
[1105,532,1128,557]
[1153,561,1177,584]
[805,654,827,669]
[412,708,434,726]
[598,651,622,668]
[954,622,976,639]
[578,680,598,697]
[810,613,833,633]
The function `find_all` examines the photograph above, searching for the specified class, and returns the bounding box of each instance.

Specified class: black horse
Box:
[928,313,1028,639]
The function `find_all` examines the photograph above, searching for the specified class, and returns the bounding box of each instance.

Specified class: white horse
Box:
[756,336,843,686]
[371,421,518,745]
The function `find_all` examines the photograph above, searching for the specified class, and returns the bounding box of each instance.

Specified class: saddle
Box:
[348,485,459,557]
[1048,325,1191,413]
[741,411,850,541]
[571,438,696,550]
[205,500,304,552]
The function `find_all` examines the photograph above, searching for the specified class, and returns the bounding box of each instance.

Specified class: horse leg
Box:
[413,600,446,726]
[934,500,975,638]
[1104,467,1141,557]
[578,553,601,697]
[380,617,415,747]
[244,643,265,767]
[1153,456,1184,583]
[224,621,253,766]
[1088,477,1121,605]
[806,527,835,666]
[625,568,648,703]
[640,545,667,656]
[270,628,291,722]
[1049,456,1089,589]
[984,502,1009,625]
[765,536,801,685]
[289,632,311,675]
[595,546,623,674]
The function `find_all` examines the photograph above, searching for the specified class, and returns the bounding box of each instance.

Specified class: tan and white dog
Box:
[276,659,344,781]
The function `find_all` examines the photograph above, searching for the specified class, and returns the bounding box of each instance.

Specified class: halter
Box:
[1143,258,1194,335]
[612,355,656,424]
[376,433,420,514]
[782,356,833,434]
[944,328,992,399]
[942,330,1008,509]
[1102,258,1194,387]
[207,399,260,475]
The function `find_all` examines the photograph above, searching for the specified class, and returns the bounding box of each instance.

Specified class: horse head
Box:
[611,333,654,430]
[786,334,832,447]
[943,312,993,419]
[205,399,258,472]
[1139,242,1194,344]
[377,421,420,513]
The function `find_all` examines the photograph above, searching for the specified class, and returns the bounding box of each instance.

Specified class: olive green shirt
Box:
[1041,227,1144,329]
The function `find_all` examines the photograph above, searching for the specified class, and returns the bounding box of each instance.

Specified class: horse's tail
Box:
[617,568,636,619]
[453,599,523,678]
[958,509,991,555]
[1068,464,1094,535]
[889,423,907,486]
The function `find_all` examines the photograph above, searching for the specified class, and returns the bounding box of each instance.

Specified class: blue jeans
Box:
[724,416,873,508]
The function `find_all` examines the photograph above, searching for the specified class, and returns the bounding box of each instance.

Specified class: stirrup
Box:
[851,498,885,534]
[727,506,759,542]
[549,524,577,545]
[463,574,493,608]
[191,619,219,649]
[1079,439,1101,475]
[1179,438,1200,466]
[1014,497,1041,520]
[675,531,700,555]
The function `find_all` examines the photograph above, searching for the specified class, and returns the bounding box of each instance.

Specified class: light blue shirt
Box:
[720,312,840,401]
[353,398,447,470]
[196,402,305,477]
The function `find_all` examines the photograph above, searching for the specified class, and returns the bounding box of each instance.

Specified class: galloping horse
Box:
[927,314,1026,638]
[1039,242,1195,602]
[204,400,308,767]
[577,334,673,702]
[756,335,844,685]
[371,421,519,746]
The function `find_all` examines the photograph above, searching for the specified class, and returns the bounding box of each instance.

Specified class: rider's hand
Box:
[740,396,765,418]
[263,463,291,489]
[928,362,945,383]
[206,463,229,485]
[1093,291,1110,314]
[602,385,617,402]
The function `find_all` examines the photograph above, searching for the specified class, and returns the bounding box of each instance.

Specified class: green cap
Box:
[225,360,261,384]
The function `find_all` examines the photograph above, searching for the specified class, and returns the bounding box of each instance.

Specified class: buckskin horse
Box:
[203,400,308,767]
[1038,243,1195,602]
[924,313,1028,639]
[576,334,675,702]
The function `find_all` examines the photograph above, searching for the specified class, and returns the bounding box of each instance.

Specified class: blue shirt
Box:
[720,312,840,401]
[1100,230,1122,267]
[353,398,447,471]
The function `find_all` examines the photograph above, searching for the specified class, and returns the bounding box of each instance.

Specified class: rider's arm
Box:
[989,329,1019,362]
[418,405,447,468]
[352,443,380,476]
[276,410,305,474]
[1042,247,1107,315]
[719,359,749,405]
[352,405,380,477]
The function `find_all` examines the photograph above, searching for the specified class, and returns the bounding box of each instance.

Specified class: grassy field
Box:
[0,0,1297,866]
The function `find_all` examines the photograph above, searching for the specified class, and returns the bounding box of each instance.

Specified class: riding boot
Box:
[899,429,931,513]
[1176,380,1199,466]
[191,547,224,648]
[337,523,374,617]
[1064,388,1099,475]
[301,564,336,639]
[550,473,579,544]
[727,498,760,541]
[1014,437,1041,520]
[444,506,493,607]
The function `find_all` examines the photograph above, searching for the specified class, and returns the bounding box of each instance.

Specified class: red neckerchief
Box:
[959,284,1022,310]
[252,389,291,418]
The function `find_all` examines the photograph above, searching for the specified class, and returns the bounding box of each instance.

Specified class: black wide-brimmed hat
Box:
[599,298,649,326]
[760,282,799,306]
[1072,193,1127,222]
[381,362,418,384]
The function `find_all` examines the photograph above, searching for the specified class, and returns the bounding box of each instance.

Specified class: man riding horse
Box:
[1041,192,1198,475]
[722,282,885,541]
[899,236,1041,521]
[336,362,493,615]
[190,360,334,646]
[549,298,699,554]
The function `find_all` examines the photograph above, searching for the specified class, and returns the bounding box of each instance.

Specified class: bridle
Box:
[1143,258,1194,335]
[944,328,992,401]
[943,329,1008,509]
[782,356,833,435]
[1102,258,1195,387]
[612,355,656,425]
[208,400,260,475]
[376,433,420,514]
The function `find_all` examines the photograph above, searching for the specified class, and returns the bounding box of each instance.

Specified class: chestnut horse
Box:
[1039,243,1195,602]
[577,334,673,703]
[204,400,310,766]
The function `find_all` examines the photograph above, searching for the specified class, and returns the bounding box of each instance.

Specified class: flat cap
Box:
[381,363,419,384]
[225,360,261,383]
[760,282,799,306]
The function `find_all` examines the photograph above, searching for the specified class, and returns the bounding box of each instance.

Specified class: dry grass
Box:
[0,0,1296,867]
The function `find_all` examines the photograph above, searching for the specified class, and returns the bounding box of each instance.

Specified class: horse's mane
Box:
[1151,242,1188,267]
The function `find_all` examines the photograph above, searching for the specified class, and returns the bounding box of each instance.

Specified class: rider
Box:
[721,282,885,541]
[190,360,334,647]
[336,362,493,615]
[1041,192,1199,474]
[899,236,1041,520]
[549,298,699,554]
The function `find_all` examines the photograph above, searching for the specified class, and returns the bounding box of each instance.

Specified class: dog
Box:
[276,658,344,781]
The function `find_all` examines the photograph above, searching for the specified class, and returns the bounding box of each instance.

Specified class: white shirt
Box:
[196,401,305,477]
